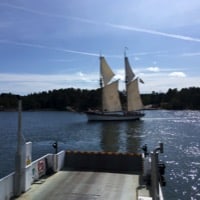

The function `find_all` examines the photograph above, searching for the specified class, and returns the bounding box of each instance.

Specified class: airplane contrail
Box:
[106,23,200,43]
[0,3,98,25]
[0,40,99,57]
[2,3,200,43]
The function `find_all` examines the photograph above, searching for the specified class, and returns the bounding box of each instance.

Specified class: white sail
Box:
[100,56,115,85]
[102,80,122,112]
[125,56,135,84]
[127,78,143,111]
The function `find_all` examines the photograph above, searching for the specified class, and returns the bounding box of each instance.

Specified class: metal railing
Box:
[151,143,164,200]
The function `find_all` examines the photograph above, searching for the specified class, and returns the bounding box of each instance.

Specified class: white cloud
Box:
[140,74,200,93]
[134,57,140,61]
[0,73,98,94]
[169,72,186,77]
[77,72,94,82]
[147,67,160,72]
[0,71,199,95]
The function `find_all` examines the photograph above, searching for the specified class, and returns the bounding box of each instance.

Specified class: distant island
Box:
[0,87,200,111]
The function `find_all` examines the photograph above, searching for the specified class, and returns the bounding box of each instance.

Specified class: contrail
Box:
[56,47,99,57]
[2,3,200,43]
[0,3,53,17]
[0,40,99,57]
[181,52,200,56]
[0,3,98,25]
[0,40,185,58]
[106,23,200,43]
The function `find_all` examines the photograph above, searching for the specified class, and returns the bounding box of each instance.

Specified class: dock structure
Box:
[15,151,151,200]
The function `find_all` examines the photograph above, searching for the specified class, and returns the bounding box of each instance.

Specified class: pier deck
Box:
[16,170,150,200]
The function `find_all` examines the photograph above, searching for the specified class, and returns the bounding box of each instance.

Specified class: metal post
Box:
[52,141,58,172]
[151,152,159,200]
[151,143,164,200]
[18,99,22,155]
[52,141,58,154]
[14,98,25,196]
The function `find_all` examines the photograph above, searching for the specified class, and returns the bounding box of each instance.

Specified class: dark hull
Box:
[86,111,145,121]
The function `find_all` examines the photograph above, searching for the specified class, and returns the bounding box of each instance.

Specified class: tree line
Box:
[0,87,200,111]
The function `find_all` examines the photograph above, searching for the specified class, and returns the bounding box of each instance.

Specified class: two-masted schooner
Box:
[86,55,145,121]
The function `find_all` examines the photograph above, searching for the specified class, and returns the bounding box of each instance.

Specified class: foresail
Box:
[125,56,135,84]
[127,78,143,111]
[102,80,122,112]
[100,56,115,85]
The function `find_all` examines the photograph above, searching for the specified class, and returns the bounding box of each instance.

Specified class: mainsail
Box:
[100,57,122,112]
[125,56,143,111]
[102,80,122,112]
[127,78,143,111]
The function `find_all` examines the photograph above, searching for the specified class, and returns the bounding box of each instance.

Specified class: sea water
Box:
[0,110,199,199]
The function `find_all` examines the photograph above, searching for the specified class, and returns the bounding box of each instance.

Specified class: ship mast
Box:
[124,47,129,112]
[99,56,103,112]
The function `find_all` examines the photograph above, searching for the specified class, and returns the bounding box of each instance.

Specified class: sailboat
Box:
[86,55,145,121]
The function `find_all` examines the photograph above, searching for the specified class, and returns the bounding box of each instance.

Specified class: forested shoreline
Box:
[0,87,200,111]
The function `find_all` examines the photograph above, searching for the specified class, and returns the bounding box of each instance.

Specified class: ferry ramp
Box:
[15,151,151,200]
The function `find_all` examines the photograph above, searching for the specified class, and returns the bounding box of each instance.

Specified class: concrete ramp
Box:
[16,171,149,200]
[64,151,143,174]
[15,151,151,200]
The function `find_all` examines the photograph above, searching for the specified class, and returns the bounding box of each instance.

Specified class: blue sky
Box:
[0,0,200,95]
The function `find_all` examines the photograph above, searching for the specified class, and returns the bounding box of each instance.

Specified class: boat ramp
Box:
[0,145,165,200]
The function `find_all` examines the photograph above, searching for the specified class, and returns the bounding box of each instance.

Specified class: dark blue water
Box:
[0,110,200,199]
